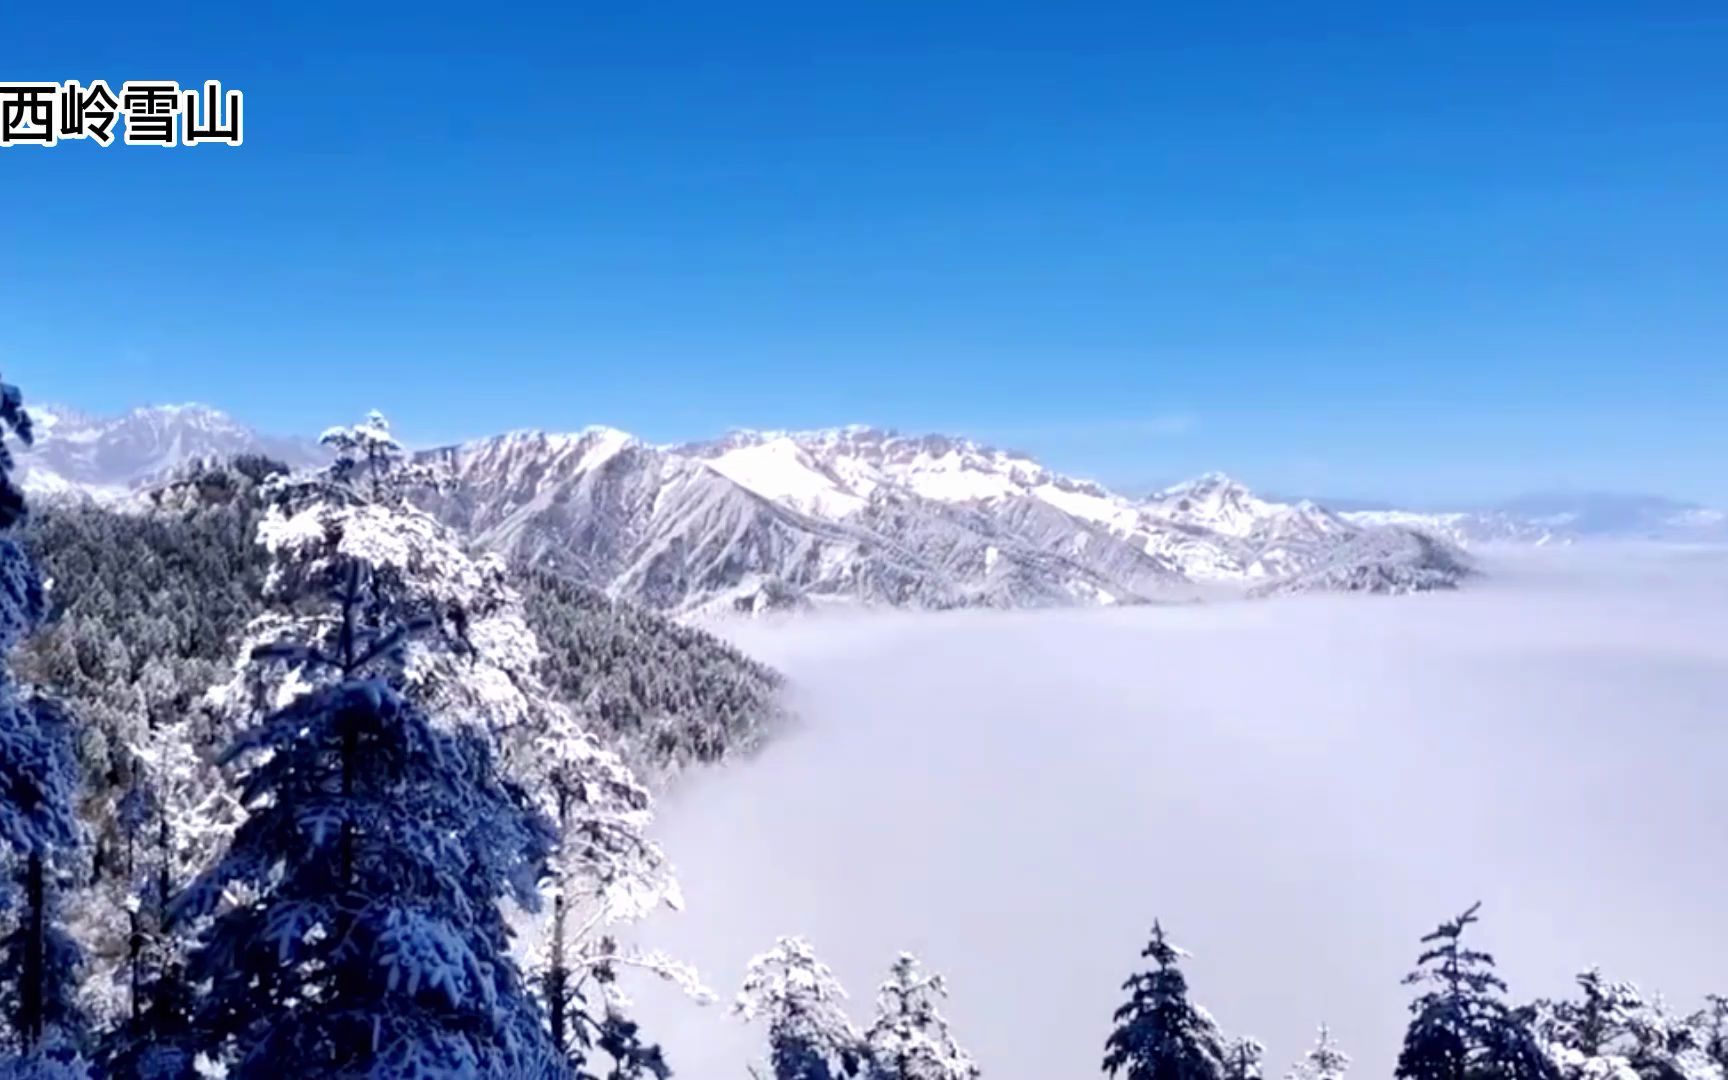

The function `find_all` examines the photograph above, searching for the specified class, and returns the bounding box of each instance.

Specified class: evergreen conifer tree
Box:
[1618,992,1720,1080]
[1286,1025,1350,1080]
[1396,903,1557,1080]
[95,734,225,1080]
[1701,997,1728,1076]
[736,936,863,1080]
[526,664,701,1079]
[1529,967,1646,1080]
[319,410,439,504]
[172,560,563,1077]
[863,953,978,1080]
[1102,922,1225,1080]
[0,376,89,1077]
[591,1012,670,1080]
[217,414,707,1076]
[1225,1039,1265,1080]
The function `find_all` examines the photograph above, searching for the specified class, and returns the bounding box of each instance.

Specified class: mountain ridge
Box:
[421,424,1471,611]
[20,401,328,499]
[21,403,1725,613]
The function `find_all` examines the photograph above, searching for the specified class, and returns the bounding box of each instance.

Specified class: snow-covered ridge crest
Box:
[1143,471,1285,538]
[689,425,1139,520]
[18,401,327,502]
[425,422,1478,613]
[34,402,1722,614]
[683,425,1068,509]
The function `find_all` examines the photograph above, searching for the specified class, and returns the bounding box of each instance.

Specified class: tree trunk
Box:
[126,830,142,1021]
[334,714,361,1065]
[152,810,177,1027]
[548,888,568,1053]
[547,783,571,1054]
[20,852,46,1048]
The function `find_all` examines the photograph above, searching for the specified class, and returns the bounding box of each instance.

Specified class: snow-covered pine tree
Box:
[1701,997,1728,1077]
[1225,1039,1265,1080]
[531,744,708,1078]
[1618,992,1722,1080]
[96,723,236,1080]
[533,700,700,1079]
[590,1012,670,1080]
[319,410,440,505]
[216,413,706,1073]
[1529,968,1646,1080]
[0,376,88,1077]
[216,409,611,772]
[1396,903,1557,1080]
[735,936,864,1080]
[1102,922,1226,1080]
[536,923,701,1079]
[0,708,86,1080]
[862,953,978,1080]
[1285,1025,1350,1080]
[172,559,563,1077]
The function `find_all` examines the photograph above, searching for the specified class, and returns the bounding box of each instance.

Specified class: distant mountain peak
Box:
[704,425,1008,458]
[425,423,1491,612]
[130,401,225,416]
[475,424,639,450]
[24,403,97,432]
[1156,470,1248,496]
[21,400,1723,614]
[1143,470,1282,540]
[18,401,326,500]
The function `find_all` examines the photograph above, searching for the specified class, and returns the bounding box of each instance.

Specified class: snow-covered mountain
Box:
[1339,491,1727,547]
[1493,491,1727,539]
[31,401,1721,615]
[1249,527,1476,598]
[1339,508,1562,546]
[417,426,1475,613]
[19,403,326,501]
[416,427,1169,615]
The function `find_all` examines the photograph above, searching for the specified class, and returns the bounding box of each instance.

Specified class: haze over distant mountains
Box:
[19,403,1725,614]
[19,403,327,499]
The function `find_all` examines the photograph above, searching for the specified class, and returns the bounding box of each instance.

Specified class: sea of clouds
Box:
[632,544,1728,1078]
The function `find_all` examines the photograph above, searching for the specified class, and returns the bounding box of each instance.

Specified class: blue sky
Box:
[4,2,1725,504]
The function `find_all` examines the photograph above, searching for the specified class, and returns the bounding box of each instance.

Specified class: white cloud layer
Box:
[631,544,1728,1079]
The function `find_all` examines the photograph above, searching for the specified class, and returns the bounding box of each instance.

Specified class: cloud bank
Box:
[631,545,1728,1079]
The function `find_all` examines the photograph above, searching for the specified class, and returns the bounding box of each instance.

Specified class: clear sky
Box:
[4,2,1725,504]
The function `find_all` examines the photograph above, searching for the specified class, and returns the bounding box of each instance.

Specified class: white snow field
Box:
[634,544,1728,1079]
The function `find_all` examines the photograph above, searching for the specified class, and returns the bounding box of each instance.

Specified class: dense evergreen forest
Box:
[16,459,786,784]
[0,387,1718,1079]
[517,565,784,769]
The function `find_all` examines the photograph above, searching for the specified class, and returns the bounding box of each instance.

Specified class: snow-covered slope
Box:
[38,399,1718,614]
[680,432,1365,584]
[420,427,1472,612]
[1142,471,1287,538]
[417,428,1169,615]
[19,403,326,501]
[1340,509,1561,546]
[1249,527,1476,597]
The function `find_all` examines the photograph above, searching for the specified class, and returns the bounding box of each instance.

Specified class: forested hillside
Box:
[518,566,785,769]
[17,457,786,782]
[10,450,788,1038]
[0,404,796,1075]
[16,457,281,792]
